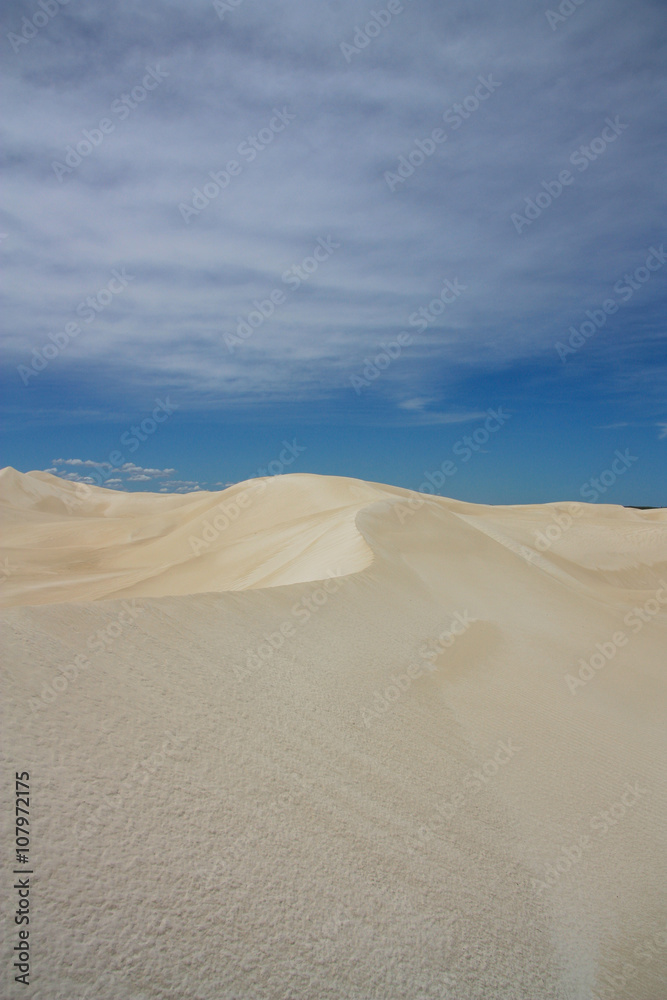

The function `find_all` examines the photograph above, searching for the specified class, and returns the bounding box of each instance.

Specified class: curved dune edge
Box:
[0,467,665,607]
[0,469,395,606]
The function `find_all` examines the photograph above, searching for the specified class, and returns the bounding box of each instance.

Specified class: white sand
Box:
[1,467,666,999]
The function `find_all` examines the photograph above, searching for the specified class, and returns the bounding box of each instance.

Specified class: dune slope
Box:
[1,469,666,1000]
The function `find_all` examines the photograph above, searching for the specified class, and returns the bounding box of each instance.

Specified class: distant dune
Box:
[2,468,666,999]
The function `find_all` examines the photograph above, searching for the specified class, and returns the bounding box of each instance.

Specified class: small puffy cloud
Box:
[162,479,204,493]
[47,459,183,490]
[121,463,175,477]
[52,458,112,469]
[59,472,96,483]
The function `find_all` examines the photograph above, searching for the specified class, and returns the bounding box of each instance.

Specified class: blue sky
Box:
[1,0,665,504]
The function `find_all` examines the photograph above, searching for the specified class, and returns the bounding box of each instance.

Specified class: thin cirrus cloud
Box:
[0,0,665,427]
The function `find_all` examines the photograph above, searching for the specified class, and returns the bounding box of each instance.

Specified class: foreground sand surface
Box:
[1,467,666,999]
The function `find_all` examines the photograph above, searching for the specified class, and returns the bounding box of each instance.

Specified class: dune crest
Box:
[0,469,388,605]
[1,467,665,608]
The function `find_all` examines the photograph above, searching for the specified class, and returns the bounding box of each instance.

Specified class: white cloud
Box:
[2,0,664,421]
[47,460,187,491]
[398,398,435,411]
[121,463,175,477]
[392,408,488,426]
[52,458,111,469]
[60,473,96,483]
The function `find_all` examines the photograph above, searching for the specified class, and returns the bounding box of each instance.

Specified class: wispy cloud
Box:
[0,0,664,422]
[396,399,488,425]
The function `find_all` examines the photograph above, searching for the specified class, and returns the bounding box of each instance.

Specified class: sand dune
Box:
[0,467,389,605]
[2,468,666,999]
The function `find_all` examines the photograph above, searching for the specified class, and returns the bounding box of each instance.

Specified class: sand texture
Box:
[1,467,666,999]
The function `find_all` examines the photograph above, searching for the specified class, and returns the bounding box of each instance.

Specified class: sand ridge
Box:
[2,467,665,608]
